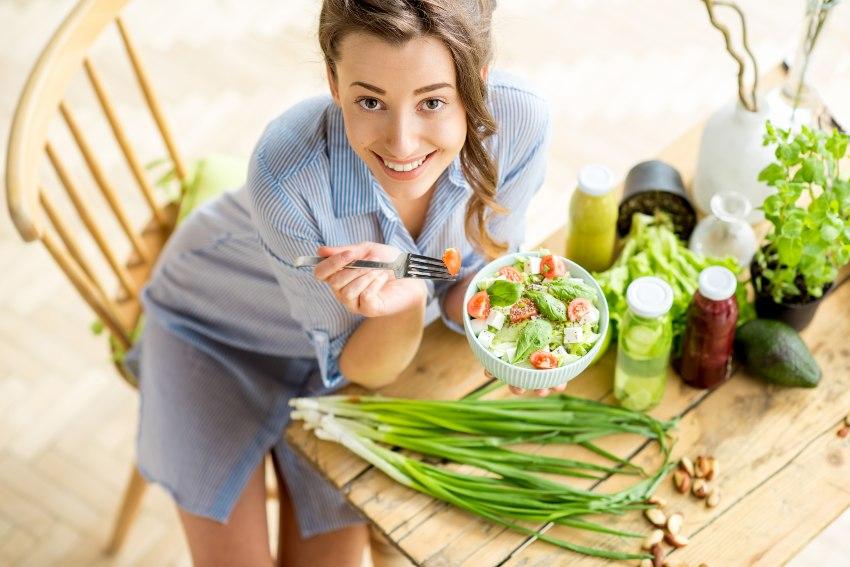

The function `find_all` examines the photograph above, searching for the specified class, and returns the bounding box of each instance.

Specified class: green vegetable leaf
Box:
[758,163,786,185]
[526,290,567,322]
[513,319,552,363]
[487,280,524,307]
[548,278,597,302]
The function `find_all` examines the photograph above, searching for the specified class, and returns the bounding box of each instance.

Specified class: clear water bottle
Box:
[614,277,674,412]
[689,191,758,268]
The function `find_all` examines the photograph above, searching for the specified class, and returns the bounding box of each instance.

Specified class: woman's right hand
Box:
[313,242,428,318]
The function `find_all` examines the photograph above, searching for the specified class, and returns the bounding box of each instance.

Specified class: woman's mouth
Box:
[373,150,437,181]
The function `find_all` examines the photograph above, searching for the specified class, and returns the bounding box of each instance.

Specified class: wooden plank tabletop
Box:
[285,74,850,566]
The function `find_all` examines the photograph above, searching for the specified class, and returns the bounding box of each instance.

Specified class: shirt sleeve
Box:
[436,88,552,335]
[246,144,360,393]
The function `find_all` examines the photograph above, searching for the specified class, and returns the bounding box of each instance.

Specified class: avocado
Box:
[734,319,821,388]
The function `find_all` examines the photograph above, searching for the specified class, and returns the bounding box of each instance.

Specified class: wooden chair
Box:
[5,0,185,555]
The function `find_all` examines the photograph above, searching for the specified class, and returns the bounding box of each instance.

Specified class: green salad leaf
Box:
[526,290,567,322]
[548,278,597,302]
[513,318,552,363]
[487,279,524,307]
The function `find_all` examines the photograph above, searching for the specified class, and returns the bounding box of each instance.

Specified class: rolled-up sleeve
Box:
[246,145,359,391]
[436,86,552,335]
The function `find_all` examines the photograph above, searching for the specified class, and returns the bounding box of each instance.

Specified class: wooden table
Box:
[286,103,850,567]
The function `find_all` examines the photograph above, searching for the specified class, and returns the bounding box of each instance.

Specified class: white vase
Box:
[692,99,778,224]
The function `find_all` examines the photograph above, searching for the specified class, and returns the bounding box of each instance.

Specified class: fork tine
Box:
[408,256,452,273]
[408,272,456,281]
[406,264,454,278]
[409,253,449,269]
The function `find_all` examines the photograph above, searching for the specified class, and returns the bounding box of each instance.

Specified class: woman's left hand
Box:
[315,242,428,318]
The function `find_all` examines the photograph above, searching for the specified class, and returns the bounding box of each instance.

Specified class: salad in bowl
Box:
[463,251,609,390]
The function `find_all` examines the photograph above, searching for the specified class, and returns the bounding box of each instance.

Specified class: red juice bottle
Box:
[679,266,738,389]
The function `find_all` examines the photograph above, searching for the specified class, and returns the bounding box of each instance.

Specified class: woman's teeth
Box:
[382,155,427,172]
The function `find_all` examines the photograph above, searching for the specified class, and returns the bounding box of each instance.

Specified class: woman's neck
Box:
[389,184,436,241]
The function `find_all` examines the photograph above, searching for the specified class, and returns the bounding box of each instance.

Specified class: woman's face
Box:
[328,33,468,202]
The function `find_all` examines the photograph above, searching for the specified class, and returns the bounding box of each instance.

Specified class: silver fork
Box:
[294,252,455,281]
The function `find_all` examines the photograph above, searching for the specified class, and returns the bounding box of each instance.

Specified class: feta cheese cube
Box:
[477,330,496,349]
[526,256,542,275]
[563,326,584,344]
[485,309,506,330]
[469,318,488,335]
[552,345,568,359]
[489,342,519,363]
[581,306,600,325]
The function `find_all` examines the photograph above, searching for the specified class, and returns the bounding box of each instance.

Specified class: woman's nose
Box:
[384,111,419,159]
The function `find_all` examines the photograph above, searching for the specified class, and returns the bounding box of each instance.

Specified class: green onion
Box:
[291,394,676,560]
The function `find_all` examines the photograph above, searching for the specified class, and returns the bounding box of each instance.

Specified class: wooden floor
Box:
[1,1,848,565]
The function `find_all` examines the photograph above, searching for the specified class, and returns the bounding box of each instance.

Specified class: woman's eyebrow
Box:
[349,81,455,95]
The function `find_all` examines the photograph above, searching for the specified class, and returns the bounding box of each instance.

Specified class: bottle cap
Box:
[577,164,616,196]
[626,276,674,318]
[698,266,737,301]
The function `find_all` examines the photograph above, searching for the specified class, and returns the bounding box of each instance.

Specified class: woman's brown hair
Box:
[319,0,507,259]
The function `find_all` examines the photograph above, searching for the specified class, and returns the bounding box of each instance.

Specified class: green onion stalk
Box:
[291,394,677,561]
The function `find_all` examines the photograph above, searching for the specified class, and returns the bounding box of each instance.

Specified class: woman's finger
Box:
[326,265,366,292]
[535,388,551,397]
[339,270,382,307]
[508,385,526,395]
[552,382,567,393]
[360,272,389,313]
[314,250,355,281]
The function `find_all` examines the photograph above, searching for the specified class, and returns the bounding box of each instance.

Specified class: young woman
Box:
[128,0,551,565]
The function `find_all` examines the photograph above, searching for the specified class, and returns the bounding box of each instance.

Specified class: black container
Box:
[618,160,697,241]
[750,257,831,332]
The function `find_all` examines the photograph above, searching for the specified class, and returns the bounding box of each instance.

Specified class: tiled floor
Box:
[1,1,848,565]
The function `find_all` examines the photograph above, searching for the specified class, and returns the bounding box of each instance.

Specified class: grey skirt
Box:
[125,315,364,538]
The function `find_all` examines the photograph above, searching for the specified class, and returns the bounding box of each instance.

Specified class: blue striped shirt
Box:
[143,70,550,392]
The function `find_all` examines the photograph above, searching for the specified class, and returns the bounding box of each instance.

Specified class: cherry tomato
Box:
[568,298,593,322]
[467,290,491,319]
[442,247,461,277]
[509,297,538,323]
[529,350,559,369]
[540,254,566,280]
[497,266,523,283]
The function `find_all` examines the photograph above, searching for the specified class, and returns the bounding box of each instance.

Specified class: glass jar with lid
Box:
[688,191,758,268]
[566,164,618,272]
[614,277,674,412]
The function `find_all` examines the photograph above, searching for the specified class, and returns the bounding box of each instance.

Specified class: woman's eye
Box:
[357,98,382,111]
[421,98,445,111]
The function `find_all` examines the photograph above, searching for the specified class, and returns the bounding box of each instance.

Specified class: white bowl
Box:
[462,252,609,390]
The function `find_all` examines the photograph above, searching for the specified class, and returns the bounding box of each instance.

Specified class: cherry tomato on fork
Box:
[442,247,461,277]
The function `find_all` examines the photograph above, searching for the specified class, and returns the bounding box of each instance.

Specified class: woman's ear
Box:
[326,63,341,106]
[480,65,490,83]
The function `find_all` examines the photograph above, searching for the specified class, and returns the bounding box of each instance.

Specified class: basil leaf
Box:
[548,278,596,302]
[487,279,524,307]
[525,290,567,322]
[513,319,552,364]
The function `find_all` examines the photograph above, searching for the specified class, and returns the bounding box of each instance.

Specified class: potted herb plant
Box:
[750,121,850,330]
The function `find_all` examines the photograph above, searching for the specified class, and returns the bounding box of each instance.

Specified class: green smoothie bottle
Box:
[614,277,674,412]
[566,164,618,272]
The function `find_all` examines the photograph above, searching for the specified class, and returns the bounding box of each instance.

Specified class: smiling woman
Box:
[124,0,551,565]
